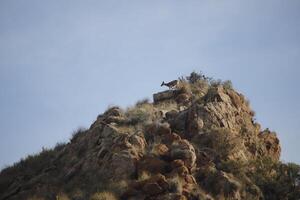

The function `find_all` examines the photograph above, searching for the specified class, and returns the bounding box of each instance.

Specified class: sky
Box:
[0,0,299,168]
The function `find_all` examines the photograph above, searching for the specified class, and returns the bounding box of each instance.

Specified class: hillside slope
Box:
[1,72,299,200]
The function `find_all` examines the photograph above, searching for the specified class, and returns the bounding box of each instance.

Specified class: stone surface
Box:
[0,77,287,200]
[153,90,178,103]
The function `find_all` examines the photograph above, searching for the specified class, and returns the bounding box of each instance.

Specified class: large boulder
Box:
[258,129,281,160]
[124,174,169,199]
[170,139,196,170]
[153,90,179,103]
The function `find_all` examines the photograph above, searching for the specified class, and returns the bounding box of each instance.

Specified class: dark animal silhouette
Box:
[161,80,179,89]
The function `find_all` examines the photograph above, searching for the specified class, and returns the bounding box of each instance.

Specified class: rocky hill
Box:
[0,72,299,200]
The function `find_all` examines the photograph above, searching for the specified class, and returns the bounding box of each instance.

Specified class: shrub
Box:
[54,142,66,151]
[187,71,202,83]
[138,171,151,181]
[204,86,216,102]
[125,103,154,125]
[223,80,233,90]
[210,79,222,87]
[70,127,87,143]
[248,157,300,200]
[218,159,246,175]
[56,193,70,200]
[177,80,192,94]
[135,98,150,106]
[194,128,238,159]
[186,71,206,83]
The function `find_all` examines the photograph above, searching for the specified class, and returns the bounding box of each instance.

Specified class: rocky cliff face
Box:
[0,73,299,200]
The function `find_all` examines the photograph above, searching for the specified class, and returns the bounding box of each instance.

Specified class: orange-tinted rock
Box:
[258,129,281,160]
[171,159,185,169]
[173,166,189,176]
[184,175,196,184]
[153,144,169,157]
[127,174,169,197]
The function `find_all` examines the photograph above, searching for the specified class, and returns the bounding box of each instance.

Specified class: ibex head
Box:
[161,81,165,87]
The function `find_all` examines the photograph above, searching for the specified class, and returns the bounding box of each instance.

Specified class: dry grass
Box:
[155,101,178,111]
[125,103,153,125]
[90,191,117,200]
[56,193,70,200]
[138,171,151,181]
[177,80,192,94]
[115,125,135,134]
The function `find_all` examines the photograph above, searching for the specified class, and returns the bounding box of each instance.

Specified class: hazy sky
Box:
[0,0,299,168]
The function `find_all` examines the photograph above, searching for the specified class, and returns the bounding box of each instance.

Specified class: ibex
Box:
[161,80,179,89]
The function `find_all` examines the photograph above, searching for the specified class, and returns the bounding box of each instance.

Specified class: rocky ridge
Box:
[0,72,298,200]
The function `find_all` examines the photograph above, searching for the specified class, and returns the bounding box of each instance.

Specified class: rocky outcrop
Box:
[258,129,281,160]
[153,90,179,103]
[0,74,291,200]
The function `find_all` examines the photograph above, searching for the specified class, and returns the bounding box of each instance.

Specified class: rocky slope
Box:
[0,72,299,200]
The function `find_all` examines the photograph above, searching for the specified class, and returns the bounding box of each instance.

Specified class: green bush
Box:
[248,157,300,200]
[194,128,237,159]
[223,80,233,90]
[186,71,206,83]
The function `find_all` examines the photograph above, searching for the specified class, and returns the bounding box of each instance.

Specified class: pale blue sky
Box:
[0,0,299,168]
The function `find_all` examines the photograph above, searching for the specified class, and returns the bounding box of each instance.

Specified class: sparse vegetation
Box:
[223,80,233,90]
[125,104,153,125]
[247,157,300,200]
[194,128,240,159]
[90,192,117,200]
[56,193,70,200]
[138,171,151,181]
[168,176,183,193]
[135,98,150,106]
[70,127,87,143]
[0,72,298,200]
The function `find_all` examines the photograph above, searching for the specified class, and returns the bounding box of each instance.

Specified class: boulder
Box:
[126,174,169,198]
[168,110,188,132]
[171,159,185,169]
[258,129,281,160]
[152,144,169,157]
[165,110,179,120]
[109,150,137,179]
[170,139,196,169]
[101,125,120,138]
[153,90,178,103]
[161,133,182,145]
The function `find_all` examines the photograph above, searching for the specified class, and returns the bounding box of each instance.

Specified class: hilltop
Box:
[0,72,299,200]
